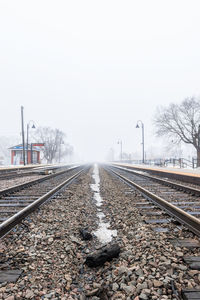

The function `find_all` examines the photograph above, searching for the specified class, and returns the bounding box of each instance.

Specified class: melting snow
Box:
[90,164,117,243]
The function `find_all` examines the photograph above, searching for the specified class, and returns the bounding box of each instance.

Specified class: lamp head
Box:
[136,124,140,128]
[32,124,36,129]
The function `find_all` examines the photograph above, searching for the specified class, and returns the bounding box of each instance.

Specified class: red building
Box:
[9,144,42,165]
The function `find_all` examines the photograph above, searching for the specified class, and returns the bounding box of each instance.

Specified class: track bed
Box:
[0,165,199,299]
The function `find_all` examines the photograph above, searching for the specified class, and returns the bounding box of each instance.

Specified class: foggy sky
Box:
[0,1,200,161]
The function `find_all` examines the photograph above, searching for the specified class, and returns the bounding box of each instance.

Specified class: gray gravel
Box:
[0,166,199,299]
[0,175,43,191]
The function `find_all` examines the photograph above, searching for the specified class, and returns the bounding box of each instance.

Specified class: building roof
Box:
[9,144,41,151]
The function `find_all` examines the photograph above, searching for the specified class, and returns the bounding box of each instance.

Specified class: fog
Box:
[0,1,200,162]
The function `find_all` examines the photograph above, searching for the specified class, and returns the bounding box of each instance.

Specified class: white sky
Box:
[0,0,200,161]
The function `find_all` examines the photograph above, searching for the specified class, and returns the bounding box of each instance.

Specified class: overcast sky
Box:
[0,1,200,161]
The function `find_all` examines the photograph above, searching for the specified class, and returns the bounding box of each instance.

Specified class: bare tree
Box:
[33,127,69,163]
[55,143,74,162]
[154,97,200,166]
[0,136,20,165]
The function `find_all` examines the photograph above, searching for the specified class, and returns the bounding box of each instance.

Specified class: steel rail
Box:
[0,171,37,181]
[111,164,200,196]
[106,166,200,237]
[0,168,84,238]
[0,164,73,180]
[0,165,81,197]
[112,163,200,185]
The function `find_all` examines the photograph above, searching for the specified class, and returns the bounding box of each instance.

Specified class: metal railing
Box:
[114,158,200,169]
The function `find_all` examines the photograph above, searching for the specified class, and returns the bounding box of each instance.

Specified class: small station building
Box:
[9,144,43,165]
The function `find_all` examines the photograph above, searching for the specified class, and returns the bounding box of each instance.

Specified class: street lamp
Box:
[21,106,26,165]
[136,120,145,164]
[117,140,122,161]
[26,121,36,164]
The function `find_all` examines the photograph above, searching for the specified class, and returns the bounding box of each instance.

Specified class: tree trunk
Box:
[197,149,200,167]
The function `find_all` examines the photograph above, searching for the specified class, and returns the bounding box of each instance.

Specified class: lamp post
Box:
[136,120,145,164]
[26,121,36,164]
[21,106,26,166]
[117,140,122,161]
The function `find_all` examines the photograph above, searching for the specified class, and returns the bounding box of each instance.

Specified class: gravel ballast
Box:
[0,165,199,299]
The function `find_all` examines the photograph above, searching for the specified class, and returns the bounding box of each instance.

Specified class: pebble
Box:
[153,280,163,287]
[112,282,119,291]
[0,167,199,299]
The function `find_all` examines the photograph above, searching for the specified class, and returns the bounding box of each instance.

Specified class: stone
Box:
[48,237,54,243]
[70,236,82,245]
[86,289,99,296]
[85,244,120,267]
[139,293,148,300]
[5,297,15,300]
[121,284,135,294]
[25,289,34,298]
[117,266,128,275]
[136,269,144,276]
[112,283,119,291]
[153,280,163,288]
[178,265,187,271]
[79,228,93,240]
[188,270,199,276]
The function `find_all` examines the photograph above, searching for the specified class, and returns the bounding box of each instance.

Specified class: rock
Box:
[117,266,128,275]
[188,270,199,276]
[112,291,126,299]
[80,228,93,240]
[48,237,54,243]
[142,289,151,295]
[86,288,99,296]
[85,244,120,267]
[70,236,81,244]
[136,269,144,276]
[65,245,71,252]
[153,280,163,287]
[93,282,101,289]
[5,296,15,300]
[139,293,149,300]
[112,283,119,291]
[44,292,55,298]
[163,276,172,284]
[25,289,34,298]
[178,265,187,271]
[122,284,135,294]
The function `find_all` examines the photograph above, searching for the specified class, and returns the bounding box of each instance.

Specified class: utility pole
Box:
[21,106,26,165]
[136,120,145,164]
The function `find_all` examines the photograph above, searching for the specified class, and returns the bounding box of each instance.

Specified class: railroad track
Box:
[113,163,200,185]
[0,166,36,180]
[0,164,72,180]
[0,165,86,238]
[105,164,200,236]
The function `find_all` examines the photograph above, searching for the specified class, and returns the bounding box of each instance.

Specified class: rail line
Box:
[105,164,200,236]
[0,164,72,180]
[0,165,85,238]
[113,163,200,185]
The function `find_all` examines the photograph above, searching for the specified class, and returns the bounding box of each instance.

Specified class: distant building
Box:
[9,144,43,165]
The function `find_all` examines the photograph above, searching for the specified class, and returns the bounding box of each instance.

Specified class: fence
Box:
[116,158,200,169]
